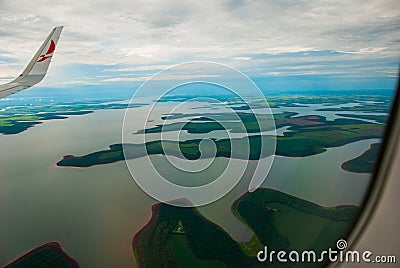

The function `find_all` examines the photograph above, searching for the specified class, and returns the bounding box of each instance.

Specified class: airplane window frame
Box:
[341,71,400,258]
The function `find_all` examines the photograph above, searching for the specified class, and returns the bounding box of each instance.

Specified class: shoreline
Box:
[132,203,161,268]
[233,188,359,212]
[131,188,359,267]
[3,241,79,268]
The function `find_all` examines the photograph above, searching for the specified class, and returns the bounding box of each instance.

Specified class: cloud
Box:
[0,0,398,87]
[104,64,173,72]
[101,73,220,83]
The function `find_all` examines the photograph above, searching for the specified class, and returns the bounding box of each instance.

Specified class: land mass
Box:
[0,111,92,135]
[4,241,79,268]
[0,102,146,135]
[57,113,384,168]
[341,143,380,173]
[337,114,387,124]
[133,188,358,267]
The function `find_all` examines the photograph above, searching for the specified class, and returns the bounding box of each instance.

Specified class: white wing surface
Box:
[0,26,63,99]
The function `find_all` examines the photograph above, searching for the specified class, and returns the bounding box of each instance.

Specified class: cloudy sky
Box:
[0,0,399,91]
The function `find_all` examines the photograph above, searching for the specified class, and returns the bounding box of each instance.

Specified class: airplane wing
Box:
[0,26,63,99]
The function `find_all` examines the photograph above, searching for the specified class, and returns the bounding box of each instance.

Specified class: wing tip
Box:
[52,26,64,35]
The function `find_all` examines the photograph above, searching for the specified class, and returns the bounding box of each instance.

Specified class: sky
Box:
[0,0,399,91]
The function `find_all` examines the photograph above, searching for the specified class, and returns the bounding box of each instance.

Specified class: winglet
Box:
[0,26,63,99]
[17,26,63,84]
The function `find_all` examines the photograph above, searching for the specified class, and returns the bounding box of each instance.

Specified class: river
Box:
[0,103,376,267]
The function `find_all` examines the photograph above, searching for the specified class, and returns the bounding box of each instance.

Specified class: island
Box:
[342,143,381,173]
[57,113,384,168]
[0,102,146,135]
[0,111,93,135]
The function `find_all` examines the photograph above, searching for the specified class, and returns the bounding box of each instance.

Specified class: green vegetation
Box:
[133,204,259,268]
[0,102,146,135]
[173,220,186,234]
[5,242,79,268]
[234,189,357,247]
[42,94,387,170]
[342,143,380,173]
[134,189,359,267]
[57,113,384,167]
[168,235,228,268]
[156,93,392,110]
[139,120,228,134]
[2,92,390,136]
[316,104,390,113]
[0,111,92,135]
[338,114,388,124]
[57,145,126,167]
[237,235,264,257]
[231,189,359,267]
[138,112,271,134]
[275,117,383,157]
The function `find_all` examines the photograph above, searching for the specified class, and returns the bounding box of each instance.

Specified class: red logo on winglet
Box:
[37,40,56,63]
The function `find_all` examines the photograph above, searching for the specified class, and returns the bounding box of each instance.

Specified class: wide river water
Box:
[0,104,376,267]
